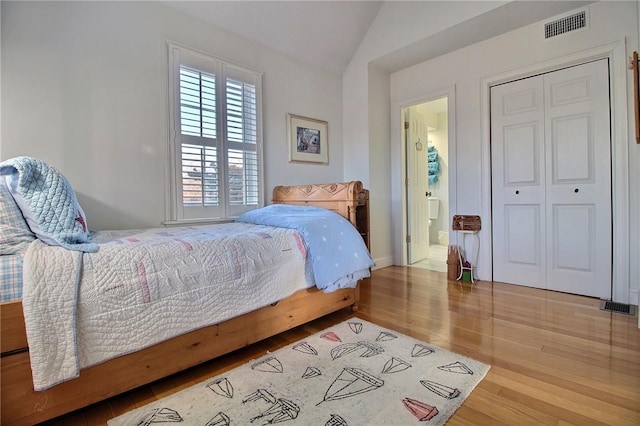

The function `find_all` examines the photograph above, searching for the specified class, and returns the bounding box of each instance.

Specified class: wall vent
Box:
[545,10,587,39]
[600,301,636,316]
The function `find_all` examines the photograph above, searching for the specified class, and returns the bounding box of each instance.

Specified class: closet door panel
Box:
[551,114,592,182]
[491,76,545,287]
[544,60,611,298]
[551,203,594,271]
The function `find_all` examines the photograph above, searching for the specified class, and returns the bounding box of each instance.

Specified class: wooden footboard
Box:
[1,301,27,354]
[0,181,370,425]
[1,286,359,425]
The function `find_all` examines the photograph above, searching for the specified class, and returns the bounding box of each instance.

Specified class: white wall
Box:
[343,1,507,267]
[340,0,638,302]
[386,1,638,302]
[1,1,345,230]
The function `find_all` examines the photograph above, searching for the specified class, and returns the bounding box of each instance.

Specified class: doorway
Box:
[404,97,449,272]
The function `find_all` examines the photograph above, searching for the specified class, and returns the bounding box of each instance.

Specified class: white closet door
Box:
[544,60,611,298]
[491,59,611,298]
[491,76,546,287]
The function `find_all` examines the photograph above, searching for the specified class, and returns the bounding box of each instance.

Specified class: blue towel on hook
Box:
[427,144,441,185]
[428,161,440,175]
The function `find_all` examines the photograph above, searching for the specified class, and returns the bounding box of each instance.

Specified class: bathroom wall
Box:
[418,105,449,245]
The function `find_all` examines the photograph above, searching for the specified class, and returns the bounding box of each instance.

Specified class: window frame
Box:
[165,42,264,225]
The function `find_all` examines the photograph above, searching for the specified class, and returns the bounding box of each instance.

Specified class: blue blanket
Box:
[237,204,374,292]
[0,156,98,252]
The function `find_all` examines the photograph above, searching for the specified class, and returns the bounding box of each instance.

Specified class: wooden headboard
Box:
[272,181,370,249]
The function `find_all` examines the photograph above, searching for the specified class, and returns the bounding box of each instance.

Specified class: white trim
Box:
[480,40,630,303]
[391,85,457,267]
[372,256,394,271]
[164,39,175,225]
[165,39,264,77]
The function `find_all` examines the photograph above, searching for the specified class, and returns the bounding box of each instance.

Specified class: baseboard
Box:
[630,288,639,307]
[372,256,394,270]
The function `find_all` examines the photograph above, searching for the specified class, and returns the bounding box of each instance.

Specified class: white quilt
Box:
[22,223,310,391]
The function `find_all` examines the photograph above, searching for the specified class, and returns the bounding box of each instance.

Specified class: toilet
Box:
[428,197,449,245]
[438,230,449,245]
[427,197,439,227]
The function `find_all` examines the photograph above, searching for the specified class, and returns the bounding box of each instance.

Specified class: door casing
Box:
[396,87,457,269]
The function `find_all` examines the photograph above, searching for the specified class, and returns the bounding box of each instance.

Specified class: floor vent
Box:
[599,301,636,316]
[545,10,587,39]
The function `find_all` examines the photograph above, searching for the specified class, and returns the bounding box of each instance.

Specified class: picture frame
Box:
[287,113,328,163]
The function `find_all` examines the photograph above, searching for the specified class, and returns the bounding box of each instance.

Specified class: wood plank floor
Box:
[40,266,640,425]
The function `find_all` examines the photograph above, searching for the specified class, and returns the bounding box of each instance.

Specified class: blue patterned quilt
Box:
[237,204,374,292]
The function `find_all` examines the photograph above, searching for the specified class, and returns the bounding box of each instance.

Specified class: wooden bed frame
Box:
[0,181,369,425]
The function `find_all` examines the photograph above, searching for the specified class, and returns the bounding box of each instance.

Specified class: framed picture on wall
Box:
[287,113,328,163]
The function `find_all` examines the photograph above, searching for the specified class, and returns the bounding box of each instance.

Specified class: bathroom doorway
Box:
[403,97,449,272]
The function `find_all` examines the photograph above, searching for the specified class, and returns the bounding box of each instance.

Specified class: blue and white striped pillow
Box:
[0,176,35,255]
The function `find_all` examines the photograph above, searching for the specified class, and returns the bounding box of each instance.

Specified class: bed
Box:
[0,158,371,425]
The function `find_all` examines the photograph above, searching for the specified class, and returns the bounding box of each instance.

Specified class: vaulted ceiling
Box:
[163,1,383,75]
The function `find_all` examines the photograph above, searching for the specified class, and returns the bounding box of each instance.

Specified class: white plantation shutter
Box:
[180,68,219,209]
[225,69,260,216]
[180,68,217,139]
[168,44,263,222]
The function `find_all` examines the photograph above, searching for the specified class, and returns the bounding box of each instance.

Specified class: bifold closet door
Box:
[491,59,611,298]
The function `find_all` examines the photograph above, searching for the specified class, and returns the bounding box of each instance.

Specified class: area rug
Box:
[109,318,490,425]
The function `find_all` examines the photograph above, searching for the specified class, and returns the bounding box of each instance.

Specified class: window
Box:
[167,43,263,222]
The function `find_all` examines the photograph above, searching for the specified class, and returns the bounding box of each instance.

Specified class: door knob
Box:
[426,191,432,197]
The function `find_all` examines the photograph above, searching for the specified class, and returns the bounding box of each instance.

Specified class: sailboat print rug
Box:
[109,318,490,426]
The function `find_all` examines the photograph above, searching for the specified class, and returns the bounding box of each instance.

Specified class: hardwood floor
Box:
[40,266,640,425]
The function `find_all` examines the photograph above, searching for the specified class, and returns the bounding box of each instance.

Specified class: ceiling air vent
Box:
[545,10,587,39]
